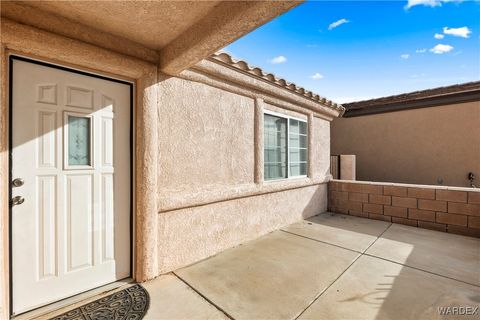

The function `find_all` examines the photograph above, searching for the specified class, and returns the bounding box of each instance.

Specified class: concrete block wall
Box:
[328,180,480,238]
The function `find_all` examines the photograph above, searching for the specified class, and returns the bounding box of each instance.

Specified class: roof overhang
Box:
[343,81,480,117]
[181,53,344,121]
[1,1,301,75]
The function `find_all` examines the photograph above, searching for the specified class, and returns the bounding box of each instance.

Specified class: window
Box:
[264,114,287,180]
[289,119,308,176]
[67,115,91,166]
[64,112,93,169]
[264,111,308,181]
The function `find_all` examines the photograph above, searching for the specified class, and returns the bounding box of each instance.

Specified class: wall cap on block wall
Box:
[330,179,480,193]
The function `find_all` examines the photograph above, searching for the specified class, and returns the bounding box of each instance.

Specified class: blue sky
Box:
[222,0,480,103]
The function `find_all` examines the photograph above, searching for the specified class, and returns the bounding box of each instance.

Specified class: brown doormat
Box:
[51,284,150,320]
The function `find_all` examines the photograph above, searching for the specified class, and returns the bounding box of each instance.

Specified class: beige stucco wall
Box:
[331,101,480,187]
[158,184,327,273]
[155,70,334,272]
[158,76,255,194]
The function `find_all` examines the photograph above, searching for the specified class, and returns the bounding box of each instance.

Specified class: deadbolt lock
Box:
[12,178,25,187]
[12,178,24,187]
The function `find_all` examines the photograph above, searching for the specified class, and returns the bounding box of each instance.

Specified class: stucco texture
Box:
[157,184,327,273]
[154,67,335,272]
[331,101,480,187]
[313,117,331,179]
[157,76,255,199]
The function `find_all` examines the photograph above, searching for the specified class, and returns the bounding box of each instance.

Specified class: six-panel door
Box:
[11,59,131,314]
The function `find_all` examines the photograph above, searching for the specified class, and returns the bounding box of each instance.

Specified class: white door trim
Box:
[8,54,135,316]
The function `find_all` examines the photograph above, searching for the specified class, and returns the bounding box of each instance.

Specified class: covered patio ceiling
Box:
[1,1,301,74]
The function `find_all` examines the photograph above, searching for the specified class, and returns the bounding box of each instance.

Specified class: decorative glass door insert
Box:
[64,112,93,169]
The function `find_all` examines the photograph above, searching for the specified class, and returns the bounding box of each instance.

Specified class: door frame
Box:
[8,55,135,316]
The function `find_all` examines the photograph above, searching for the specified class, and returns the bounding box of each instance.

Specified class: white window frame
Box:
[263,109,308,182]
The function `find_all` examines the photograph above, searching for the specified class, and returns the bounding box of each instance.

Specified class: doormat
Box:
[51,284,150,320]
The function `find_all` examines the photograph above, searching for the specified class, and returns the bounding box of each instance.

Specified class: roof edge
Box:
[208,52,345,114]
[343,81,480,113]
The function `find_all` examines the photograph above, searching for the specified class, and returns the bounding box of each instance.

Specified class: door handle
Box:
[10,196,25,206]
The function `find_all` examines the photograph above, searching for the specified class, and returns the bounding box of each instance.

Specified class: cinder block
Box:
[392,197,417,208]
[436,190,467,203]
[363,203,383,214]
[362,184,383,195]
[408,208,435,222]
[436,212,467,227]
[383,206,408,218]
[418,199,447,212]
[448,202,480,216]
[384,186,407,197]
[468,192,480,204]
[331,191,348,201]
[407,187,435,199]
[468,216,480,229]
[346,200,363,212]
[348,192,369,203]
[369,194,391,205]
[341,183,363,193]
[328,181,340,191]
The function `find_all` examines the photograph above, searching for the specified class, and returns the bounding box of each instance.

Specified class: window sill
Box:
[264,175,308,184]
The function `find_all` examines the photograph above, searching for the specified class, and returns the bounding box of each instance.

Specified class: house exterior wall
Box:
[155,73,333,273]
[0,18,341,316]
[331,101,480,187]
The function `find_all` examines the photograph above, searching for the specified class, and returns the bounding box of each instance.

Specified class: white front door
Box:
[11,58,132,315]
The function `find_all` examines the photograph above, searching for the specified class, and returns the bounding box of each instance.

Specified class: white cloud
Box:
[269,55,287,64]
[416,48,427,53]
[311,73,324,80]
[328,18,350,30]
[405,0,464,9]
[410,73,426,78]
[434,33,445,39]
[443,26,472,38]
[400,54,410,59]
[429,44,454,54]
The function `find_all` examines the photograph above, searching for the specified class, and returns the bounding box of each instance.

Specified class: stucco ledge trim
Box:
[158,176,330,213]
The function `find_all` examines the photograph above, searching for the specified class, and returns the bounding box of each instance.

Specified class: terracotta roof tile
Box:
[209,52,344,112]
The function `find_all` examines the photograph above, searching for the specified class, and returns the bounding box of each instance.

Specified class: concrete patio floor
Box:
[37,212,479,320]
[144,212,480,320]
